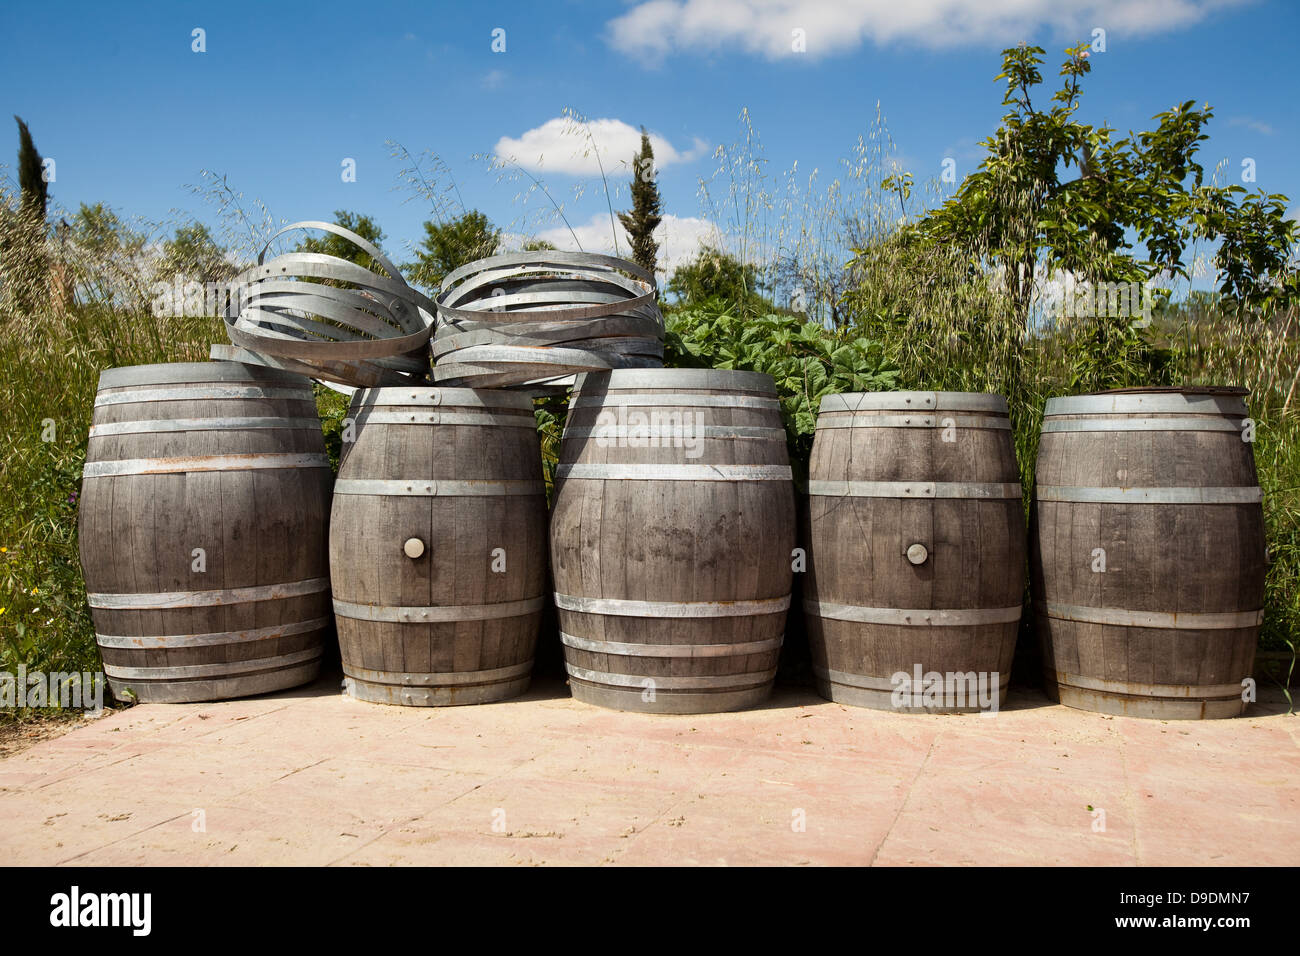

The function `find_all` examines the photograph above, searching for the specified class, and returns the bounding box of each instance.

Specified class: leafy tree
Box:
[406,210,501,292]
[66,202,150,308]
[909,44,1298,323]
[156,222,237,285]
[14,116,48,221]
[666,245,771,316]
[522,238,558,251]
[2,117,50,312]
[617,127,663,277]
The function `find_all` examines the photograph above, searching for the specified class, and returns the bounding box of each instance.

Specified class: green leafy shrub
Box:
[665,304,898,477]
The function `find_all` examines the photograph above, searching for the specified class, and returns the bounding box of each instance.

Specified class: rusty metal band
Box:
[559,631,784,658]
[813,665,1010,692]
[103,647,322,681]
[816,415,1011,430]
[563,663,777,690]
[343,660,534,687]
[562,425,786,441]
[223,220,434,387]
[95,616,332,649]
[351,387,533,409]
[803,599,1022,626]
[434,251,664,388]
[808,480,1022,499]
[1038,601,1262,629]
[82,453,330,477]
[554,593,790,618]
[1051,671,1248,699]
[819,392,1009,414]
[208,344,414,391]
[352,411,537,427]
[331,596,546,623]
[1044,393,1248,417]
[89,416,321,437]
[1041,417,1245,433]
[569,393,779,410]
[1035,485,1262,504]
[555,463,792,481]
[95,385,311,406]
[87,577,330,610]
[332,479,545,497]
[573,369,776,392]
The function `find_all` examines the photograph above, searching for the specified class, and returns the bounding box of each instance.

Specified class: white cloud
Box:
[1227,116,1274,135]
[607,0,1250,62]
[522,212,721,280]
[495,117,708,176]
[482,69,507,90]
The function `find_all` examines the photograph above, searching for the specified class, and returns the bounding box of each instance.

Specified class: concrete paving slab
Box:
[0,673,1295,866]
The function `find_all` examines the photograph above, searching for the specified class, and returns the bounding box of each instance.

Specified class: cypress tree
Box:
[617,128,663,279]
[14,116,48,221]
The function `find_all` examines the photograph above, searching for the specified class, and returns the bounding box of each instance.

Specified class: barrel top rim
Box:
[98,361,312,390]
[572,368,777,394]
[1044,388,1249,416]
[1085,386,1248,397]
[351,386,535,408]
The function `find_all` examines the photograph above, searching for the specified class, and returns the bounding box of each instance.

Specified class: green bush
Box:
[664,304,898,476]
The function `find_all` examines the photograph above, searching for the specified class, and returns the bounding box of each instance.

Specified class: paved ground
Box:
[1,674,1297,866]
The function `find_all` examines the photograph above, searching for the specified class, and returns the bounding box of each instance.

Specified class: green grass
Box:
[0,306,227,691]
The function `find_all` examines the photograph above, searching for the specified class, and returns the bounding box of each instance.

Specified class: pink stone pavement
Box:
[2,675,1297,866]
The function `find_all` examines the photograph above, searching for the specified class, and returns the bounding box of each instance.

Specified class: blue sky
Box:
[3,0,1296,282]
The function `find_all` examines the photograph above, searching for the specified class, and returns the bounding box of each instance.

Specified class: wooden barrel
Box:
[330,387,547,705]
[804,392,1026,712]
[78,361,332,703]
[549,368,796,714]
[1031,387,1265,719]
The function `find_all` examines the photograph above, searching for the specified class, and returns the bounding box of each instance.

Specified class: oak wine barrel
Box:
[804,391,1026,712]
[330,387,548,705]
[1031,387,1265,719]
[78,361,332,702]
[549,368,796,713]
